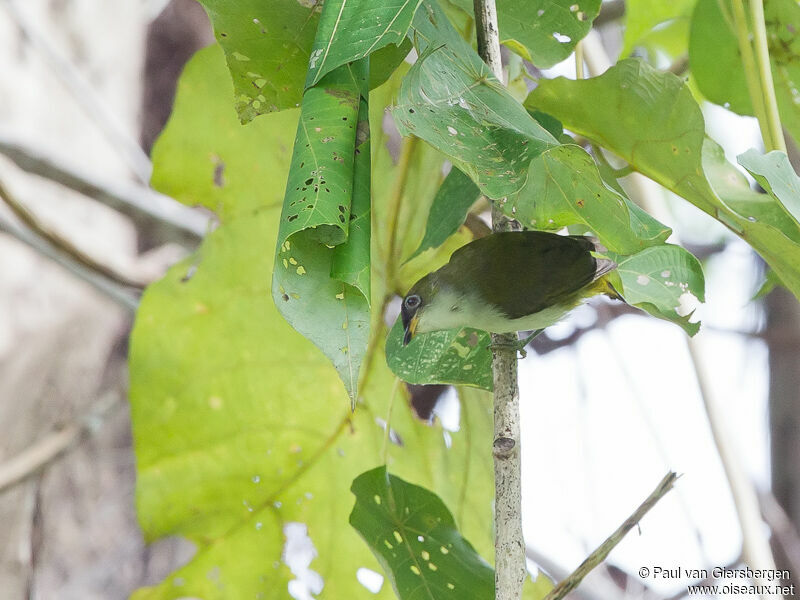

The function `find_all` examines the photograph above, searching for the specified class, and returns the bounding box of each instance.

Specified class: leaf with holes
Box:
[350,466,495,600]
[526,58,800,300]
[392,0,558,199]
[507,144,671,254]
[450,0,601,68]
[198,0,410,122]
[306,0,421,87]
[738,149,800,224]
[385,318,493,390]
[408,167,481,261]
[273,61,371,403]
[614,244,705,336]
[132,45,502,600]
[689,0,800,144]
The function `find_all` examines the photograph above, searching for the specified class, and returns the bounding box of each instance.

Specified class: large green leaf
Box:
[350,467,495,600]
[738,149,800,223]
[198,0,410,122]
[689,0,800,144]
[273,60,371,403]
[622,0,696,58]
[450,0,601,68]
[132,45,499,600]
[526,58,800,299]
[386,319,493,391]
[392,0,558,199]
[408,167,481,261]
[614,245,705,335]
[508,144,672,254]
[306,0,422,87]
[149,45,296,220]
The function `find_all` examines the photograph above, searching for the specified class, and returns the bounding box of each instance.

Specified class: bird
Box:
[400,230,624,351]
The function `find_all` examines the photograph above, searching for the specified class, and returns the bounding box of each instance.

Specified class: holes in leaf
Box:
[283,522,324,600]
[356,567,383,594]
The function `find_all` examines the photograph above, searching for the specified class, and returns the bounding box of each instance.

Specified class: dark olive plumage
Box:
[400,231,619,344]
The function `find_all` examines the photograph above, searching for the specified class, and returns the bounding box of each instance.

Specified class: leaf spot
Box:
[410,565,421,576]
[637,274,650,285]
[393,531,403,544]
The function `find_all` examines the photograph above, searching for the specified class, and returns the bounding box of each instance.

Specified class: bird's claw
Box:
[487,329,544,359]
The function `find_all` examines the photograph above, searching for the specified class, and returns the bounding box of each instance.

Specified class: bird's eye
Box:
[405,294,421,309]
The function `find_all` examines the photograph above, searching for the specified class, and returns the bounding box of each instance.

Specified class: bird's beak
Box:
[402,313,419,346]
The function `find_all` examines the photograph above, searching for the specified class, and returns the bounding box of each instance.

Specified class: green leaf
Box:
[134,46,509,599]
[149,45,297,220]
[306,0,422,87]
[385,318,493,390]
[622,0,696,57]
[507,144,672,254]
[408,167,481,261]
[350,467,495,600]
[526,58,800,300]
[392,0,558,199]
[198,0,409,122]
[738,149,800,224]
[689,0,800,144]
[615,244,705,336]
[450,0,601,68]
[273,62,371,403]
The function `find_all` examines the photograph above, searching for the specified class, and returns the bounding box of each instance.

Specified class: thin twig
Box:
[0,178,147,289]
[2,0,153,183]
[0,390,122,493]
[0,130,209,245]
[0,215,139,312]
[473,1,526,598]
[544,472,679,600]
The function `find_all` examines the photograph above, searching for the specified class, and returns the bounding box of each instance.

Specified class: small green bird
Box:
[400,231,623,346]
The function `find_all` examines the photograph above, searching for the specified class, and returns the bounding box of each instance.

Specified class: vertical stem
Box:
[473,1,526,598]
[730,0,772,149]
[749,0,786,153]
[575,41,585,80]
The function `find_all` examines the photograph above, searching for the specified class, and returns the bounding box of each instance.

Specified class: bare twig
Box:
[2,0,153,183]
[0,179,147,288]
[0,130,209,245]
[760,491,800,576]
[544,472,679,600]
[473,1,526,598]
[686,340,781,599]
[0,390,122,493]
[525,546,647,600]
[0,215,139,312]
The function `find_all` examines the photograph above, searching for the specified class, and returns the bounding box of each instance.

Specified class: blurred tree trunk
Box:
[767,138,800,581]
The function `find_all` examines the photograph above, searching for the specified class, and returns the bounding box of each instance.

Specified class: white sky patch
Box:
[676,292,699,317]
[283,522,324,600]
[356,567,384,593]
[433,387,461,432]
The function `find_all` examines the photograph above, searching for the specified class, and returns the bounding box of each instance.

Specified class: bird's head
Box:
[400,275,436,346]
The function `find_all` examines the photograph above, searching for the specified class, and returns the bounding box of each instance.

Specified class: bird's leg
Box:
[488,329,545,359]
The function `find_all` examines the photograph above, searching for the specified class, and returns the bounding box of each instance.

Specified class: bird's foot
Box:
[487,329,544,359]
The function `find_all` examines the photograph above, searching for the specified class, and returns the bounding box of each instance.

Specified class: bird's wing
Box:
[444,231,602,319]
